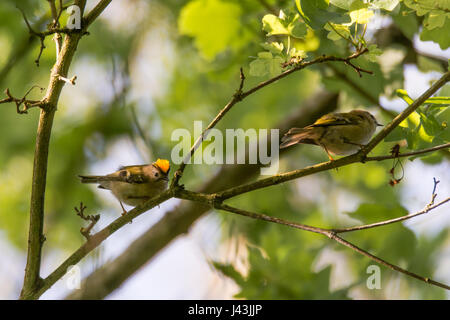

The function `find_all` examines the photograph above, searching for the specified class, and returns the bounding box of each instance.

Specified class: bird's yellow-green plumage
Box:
[79,159,170,213]
[280,110,382,160]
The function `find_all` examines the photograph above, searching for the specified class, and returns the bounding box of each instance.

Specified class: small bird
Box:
[79,159,170,214]
[280,110,382,160]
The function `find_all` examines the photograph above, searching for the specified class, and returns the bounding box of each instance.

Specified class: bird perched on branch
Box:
[280,110,382,160]
[79,159,170,214]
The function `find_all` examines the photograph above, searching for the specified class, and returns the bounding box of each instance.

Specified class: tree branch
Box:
[325,63,397,118]
[327,232,450,290]
[171,48,371,187]
[44,17,448,298]
[365,143,450,161]
[63,91,340,300]
[215,71,450,201]
[332,178,448,233]
[30,190,173,300]
[182,189,450,290]
[165,186,450,290]
[84,0,112,27]
[60,67,450,298]
[363,70,450,154]
[0,87,44,114]
[19,0,112,300]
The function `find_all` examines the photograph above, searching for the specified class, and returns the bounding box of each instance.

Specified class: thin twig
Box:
[47,0,59,27]
[30,189,173,300]
[214,72,450,201]
[326,63,396,118]
[84,0,113,27]
[0,87,44,114]
[327,233,450,290]
[366,143,450,161]
[171,67,246,187]
[18,4,85,66]
[74,202,100,240]
[58,74,77,85]
[211,203,450,290]
[332,180,448,233]
[171,49,371,187]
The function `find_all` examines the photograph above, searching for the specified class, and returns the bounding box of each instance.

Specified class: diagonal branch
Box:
[63,91,340,300]
[30,190,173,300]
[171,48,372,187]
[84,0,113,27]
[362,70,450,154]
[215,72,450,201]
[183,195,450,290]
[332,178,449,233]
[327,232,450,290]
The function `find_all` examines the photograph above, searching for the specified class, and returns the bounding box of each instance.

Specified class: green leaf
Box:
[367,44,382,62]
[178,0,243,59]
[403,0,450,48]
[417,55,445,73]
[417,109,445,137]
[370,0,400,11]
[296,0,349,29]
[424,10,447,30]
[396,89,450,105]
[212,261,245,285]
[249,52,284,77]
[262,10,307,38]
[330,0,358,10]
[425,97,450,105]
[349,1,374,24]
[262,13,289,36]
[395,89,414,104]
[420,17,450,49]
[345,204,417,261]
[404,0,450,17]
[384,126,409,142]
[289,47,306,59]
[392,5,419,40]
[260,42,284,55]
[324,22,350,41]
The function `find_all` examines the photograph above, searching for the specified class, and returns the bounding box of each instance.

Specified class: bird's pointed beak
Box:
[376,122,383,126]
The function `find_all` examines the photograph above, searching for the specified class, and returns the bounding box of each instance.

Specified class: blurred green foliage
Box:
[0,0,449,299]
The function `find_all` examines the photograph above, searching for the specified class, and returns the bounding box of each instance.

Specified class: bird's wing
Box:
[116,166,150,184]
[118,164,147,171]
[309,113,357,127]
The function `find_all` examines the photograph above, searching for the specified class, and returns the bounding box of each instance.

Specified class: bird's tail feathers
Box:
[79,175,108,184]
[280,128,314,149]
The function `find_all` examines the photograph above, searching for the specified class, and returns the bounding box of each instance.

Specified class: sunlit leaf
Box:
[178,0,243,59]
[349,1,374,24]
[249,52,284,77]
[262,10,307,38]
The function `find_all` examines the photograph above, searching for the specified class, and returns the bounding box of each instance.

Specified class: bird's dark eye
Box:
[155,172,159,178]
[119,170,127,177]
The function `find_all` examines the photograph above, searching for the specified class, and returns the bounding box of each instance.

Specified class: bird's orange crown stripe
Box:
[154,159,170,173]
